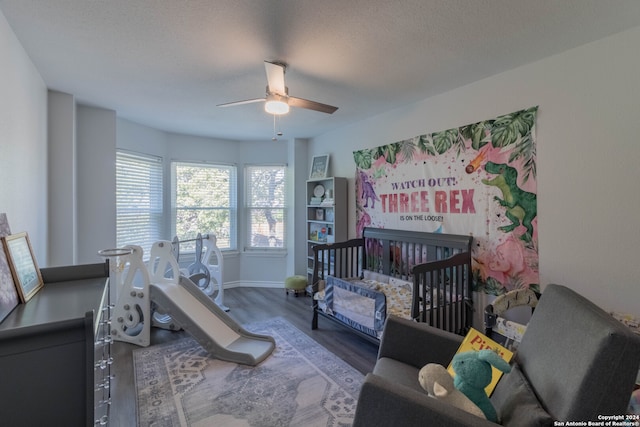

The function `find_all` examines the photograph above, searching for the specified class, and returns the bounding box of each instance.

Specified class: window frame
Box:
[244,164,287,251]
[171,161,237,252]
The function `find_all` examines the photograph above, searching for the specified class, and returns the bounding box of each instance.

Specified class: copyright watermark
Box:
[554,415,640,426]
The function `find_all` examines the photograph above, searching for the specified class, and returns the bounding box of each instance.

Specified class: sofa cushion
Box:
[491,362,552,427]
[373,357,423,394]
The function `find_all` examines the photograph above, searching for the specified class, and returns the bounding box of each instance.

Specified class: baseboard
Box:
[223,280,284,289]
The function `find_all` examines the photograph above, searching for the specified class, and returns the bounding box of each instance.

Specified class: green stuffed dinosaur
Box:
[482,161,537,242]
[452,349,512,423]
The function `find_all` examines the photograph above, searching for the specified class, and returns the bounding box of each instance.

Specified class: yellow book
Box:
[446,327,513,396]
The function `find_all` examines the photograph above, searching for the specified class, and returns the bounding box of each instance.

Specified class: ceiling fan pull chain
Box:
[277,115,283,138]
[272,114,277,141]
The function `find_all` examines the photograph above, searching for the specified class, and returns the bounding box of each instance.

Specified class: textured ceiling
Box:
[2,0,640,141]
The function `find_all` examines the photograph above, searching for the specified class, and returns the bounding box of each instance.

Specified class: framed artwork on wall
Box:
[0,213,19,322]
[2,232,44,303]
[310,154,330,179]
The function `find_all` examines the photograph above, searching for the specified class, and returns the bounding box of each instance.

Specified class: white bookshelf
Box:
[305,177,347,285]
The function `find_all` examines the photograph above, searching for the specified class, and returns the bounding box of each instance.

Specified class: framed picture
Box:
[315,208,324,221]
[325,209,334,222]
[310,154,330,179]
[0,214,19,322]
[2,232,44,303]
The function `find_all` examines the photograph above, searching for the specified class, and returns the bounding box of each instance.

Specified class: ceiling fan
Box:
[217,61,338,115]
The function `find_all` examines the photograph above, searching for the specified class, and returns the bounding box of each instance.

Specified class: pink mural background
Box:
[353,107,538,295]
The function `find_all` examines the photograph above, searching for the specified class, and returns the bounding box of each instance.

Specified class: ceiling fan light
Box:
[264,94,290,115]
[265,100,289,115]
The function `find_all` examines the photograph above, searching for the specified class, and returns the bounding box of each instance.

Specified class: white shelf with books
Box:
[306,177,347,286]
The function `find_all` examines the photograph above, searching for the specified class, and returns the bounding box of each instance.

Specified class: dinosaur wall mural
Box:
[353,106,538,295]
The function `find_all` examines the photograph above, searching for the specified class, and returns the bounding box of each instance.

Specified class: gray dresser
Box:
[0,263,110,426]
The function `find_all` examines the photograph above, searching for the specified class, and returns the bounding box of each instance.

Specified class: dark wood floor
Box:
[110,287,379,426]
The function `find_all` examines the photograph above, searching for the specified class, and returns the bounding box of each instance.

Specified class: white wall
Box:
[311,26,640,317]
[0,10,48,264]
[48,90,76,266]
[288,138,309,276]
[76,105,117,264]
[117,118,168,157]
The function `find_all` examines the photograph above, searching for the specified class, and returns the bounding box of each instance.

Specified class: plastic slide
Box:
[150,275,275,366]
[106,239,274,365]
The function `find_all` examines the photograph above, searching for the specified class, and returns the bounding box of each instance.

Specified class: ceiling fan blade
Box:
[264,61,287,95]
[288,96,338,114]
[217,98,266,107]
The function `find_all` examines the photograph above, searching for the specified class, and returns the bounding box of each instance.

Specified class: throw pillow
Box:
[491,362,552,427]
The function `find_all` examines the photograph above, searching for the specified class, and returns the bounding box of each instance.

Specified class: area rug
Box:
[133,317,363,426]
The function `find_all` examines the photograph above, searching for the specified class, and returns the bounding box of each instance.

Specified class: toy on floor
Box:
[172,232,229,311]
[199,233,229,311]
[285,275,307,296]
[418,363,486,419]
[149,240,183,331]
[100,245,152,346]
[451,349,512,422]
[149,240,275,365]
[99,238,275,365]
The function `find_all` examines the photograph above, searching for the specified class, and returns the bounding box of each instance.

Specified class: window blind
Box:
[116,151,163,258]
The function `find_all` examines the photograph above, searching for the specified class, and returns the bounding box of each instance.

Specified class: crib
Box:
[311,227,473,343]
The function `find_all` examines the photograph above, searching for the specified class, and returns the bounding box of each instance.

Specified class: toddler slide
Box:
[150,276,275,366]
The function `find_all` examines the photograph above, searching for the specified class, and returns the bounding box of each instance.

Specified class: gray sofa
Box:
[353,284,640,426]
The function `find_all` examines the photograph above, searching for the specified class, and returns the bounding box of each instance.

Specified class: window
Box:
[172,162,237,251]
[116,151,163,258]
[245,165,286,249]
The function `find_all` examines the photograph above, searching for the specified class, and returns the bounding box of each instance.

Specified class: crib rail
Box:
[363,227,472,279]
[311,238,364,291]
[412,251,473,335]
[310,227,473,337]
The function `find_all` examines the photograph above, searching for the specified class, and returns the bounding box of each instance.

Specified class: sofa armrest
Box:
[353,373,497,427]
[378,315,463,368]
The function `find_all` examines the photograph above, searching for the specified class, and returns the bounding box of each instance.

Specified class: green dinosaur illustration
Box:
[482,161,537,242]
